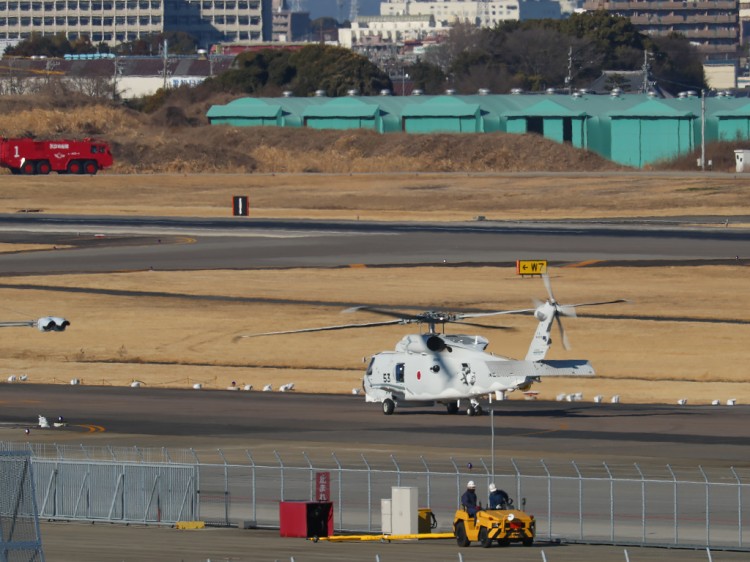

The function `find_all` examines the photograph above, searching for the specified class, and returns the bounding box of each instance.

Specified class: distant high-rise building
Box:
[380,0,562,25]
[0,0,275,48]
[582,0,739,60]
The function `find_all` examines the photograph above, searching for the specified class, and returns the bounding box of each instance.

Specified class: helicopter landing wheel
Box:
[474,405,483,416]
[382,398,395,415]
[446,401,459,415]
[466,406,475,416]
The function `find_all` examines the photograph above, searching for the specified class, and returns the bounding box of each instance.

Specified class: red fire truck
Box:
[0,137,113,175]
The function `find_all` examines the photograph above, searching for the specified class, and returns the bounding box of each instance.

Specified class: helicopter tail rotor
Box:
[526,274,625,358]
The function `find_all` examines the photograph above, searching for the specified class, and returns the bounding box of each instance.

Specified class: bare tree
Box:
[502,28,570,90]
[423,22,483,72]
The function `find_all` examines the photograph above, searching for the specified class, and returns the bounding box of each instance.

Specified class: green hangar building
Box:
[207,91,750,168]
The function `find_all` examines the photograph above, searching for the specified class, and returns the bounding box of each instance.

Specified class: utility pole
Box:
[641,50,651,93]
[112,56,122,100]
[701,89,706,171]
[162,38,168,91]
[566,46,573,95]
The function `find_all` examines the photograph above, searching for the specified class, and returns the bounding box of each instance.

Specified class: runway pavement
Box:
[1,385,749,468]
[38,522,750,562]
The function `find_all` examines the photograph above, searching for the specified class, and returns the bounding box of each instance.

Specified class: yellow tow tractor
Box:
[453,503,535,548]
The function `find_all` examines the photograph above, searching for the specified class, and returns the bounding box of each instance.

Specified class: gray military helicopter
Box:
[237,275,624,415]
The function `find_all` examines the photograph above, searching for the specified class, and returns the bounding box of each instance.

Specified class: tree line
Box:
[196,12,707,97]
[1,12,706,102]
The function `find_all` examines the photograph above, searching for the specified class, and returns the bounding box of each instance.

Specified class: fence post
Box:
[362,454,372,532]
[730,466,742,548]
[391,454,401,487]
[571,461,583,541]
[191,448,200,521]
[699,465,710,547]
[510,458,521,508]
[420,456,431,509]
[246,450,257,524]
[667,464,678,545]
[450,458,460,509]
[479,458,491,505]
[219,449,229,526]
[274,450,285,502]
[40,465,57,517]
[603,462,614,542]
[302,452,314,501]
[634,463,646,545]
[331,452,342,531]
[540,459,552,541]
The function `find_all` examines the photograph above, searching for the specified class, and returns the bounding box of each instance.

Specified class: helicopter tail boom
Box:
[486,359,594,378]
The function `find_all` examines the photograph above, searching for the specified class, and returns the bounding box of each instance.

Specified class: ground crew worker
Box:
[461,480,480,515]
[488,483,511,509]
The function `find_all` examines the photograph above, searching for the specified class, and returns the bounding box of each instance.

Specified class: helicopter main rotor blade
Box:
[459,308,536,319]
[233,319,405,340]
[344,306,424,321]
[566,299,628,310]
[451,320,516,331]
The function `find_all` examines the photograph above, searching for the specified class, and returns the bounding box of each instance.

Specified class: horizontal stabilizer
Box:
[486,360,595,378]
[536,360,595,376]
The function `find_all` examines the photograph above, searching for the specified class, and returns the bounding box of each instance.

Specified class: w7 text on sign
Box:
[516,260,547,276]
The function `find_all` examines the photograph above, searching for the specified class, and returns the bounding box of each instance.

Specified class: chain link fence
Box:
[0,451,45,562]
[1,442,748,551]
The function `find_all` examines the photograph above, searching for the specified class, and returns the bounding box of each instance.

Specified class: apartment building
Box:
[270,0,309,42]
[379,0,563,26]
[581,0,739,59]
[0,0,271,48]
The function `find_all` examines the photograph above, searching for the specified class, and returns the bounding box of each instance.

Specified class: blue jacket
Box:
[489,489,510,509]
[461,489,478,515]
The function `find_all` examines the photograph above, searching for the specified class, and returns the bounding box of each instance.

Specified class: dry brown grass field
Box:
[0,171,747,406]
[0,99,743,174]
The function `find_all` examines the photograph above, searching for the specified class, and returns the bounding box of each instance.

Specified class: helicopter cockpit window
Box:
[366,357,376,377]
[395,363,405,383]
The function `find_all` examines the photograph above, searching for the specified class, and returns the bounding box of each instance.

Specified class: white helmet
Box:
[467,480,475,489]
[489,483,497,493]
